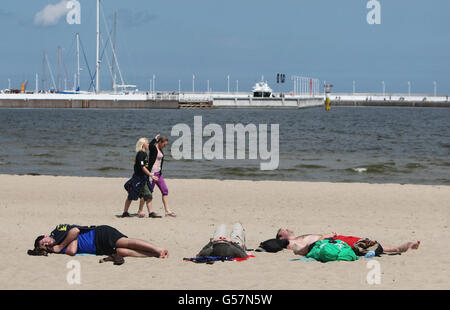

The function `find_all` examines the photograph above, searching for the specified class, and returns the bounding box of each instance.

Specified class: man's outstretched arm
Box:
[318,232,337,240]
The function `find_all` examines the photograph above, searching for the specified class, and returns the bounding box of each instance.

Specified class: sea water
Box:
[0,106,448,185]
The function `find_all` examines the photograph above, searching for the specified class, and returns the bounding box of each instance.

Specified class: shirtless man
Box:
[276,228,420,256]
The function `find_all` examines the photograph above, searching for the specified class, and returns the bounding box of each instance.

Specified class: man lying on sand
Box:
[28,224,168,265]
[276,229,420,256]
[197,222,249,258]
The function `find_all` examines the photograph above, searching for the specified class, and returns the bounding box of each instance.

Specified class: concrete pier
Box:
[2,91,449,109]
[0,92,324,109]
[330,93,450,108]
[0,98,179,109]
[212,97,323,109]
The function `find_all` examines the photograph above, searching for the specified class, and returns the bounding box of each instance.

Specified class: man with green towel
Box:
[276,228,420,256]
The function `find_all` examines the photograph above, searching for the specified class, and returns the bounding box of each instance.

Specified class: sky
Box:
[0,0,449,94]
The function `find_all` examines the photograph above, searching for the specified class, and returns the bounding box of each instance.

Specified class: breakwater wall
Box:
[331,100,450,108]
[0,99,179,109]
[212,97,323,109]
[330,93,450,108]
[0,93,323,109]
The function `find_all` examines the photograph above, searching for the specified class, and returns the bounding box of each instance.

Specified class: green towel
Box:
[306,239,358,262]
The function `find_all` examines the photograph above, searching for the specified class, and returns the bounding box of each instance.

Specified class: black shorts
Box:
[94,225,127,255]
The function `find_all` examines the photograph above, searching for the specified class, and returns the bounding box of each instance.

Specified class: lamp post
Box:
[408,81,411,96]
[353,80,355,94]
[433,81,437,96]
[227,75,230,93]
[382,80,385,96]
[192,74,195,93]
[292,76,296,95]
[153,74,156,95]
[178,80,181,93]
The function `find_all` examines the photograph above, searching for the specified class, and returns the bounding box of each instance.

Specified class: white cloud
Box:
[34,0,70,27]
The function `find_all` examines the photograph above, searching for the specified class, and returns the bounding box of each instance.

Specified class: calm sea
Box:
[0,107,449,185]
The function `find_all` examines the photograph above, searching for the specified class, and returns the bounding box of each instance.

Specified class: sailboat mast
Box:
[42,50,46,91]
[57,46,61,92]
[111,11,117,91]
[96,0,100,93]
[76,33,80,91]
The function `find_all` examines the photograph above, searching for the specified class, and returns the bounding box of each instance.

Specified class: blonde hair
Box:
[135,137,149,153]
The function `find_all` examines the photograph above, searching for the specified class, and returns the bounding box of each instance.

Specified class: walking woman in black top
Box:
[122,137,160,218]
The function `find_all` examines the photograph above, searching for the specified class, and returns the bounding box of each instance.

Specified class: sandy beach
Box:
[0,174,449,290]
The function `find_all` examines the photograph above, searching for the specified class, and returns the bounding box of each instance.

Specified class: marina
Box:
[1,91,449,109]
[0,92,324,109]
[1,0,447,110]
[0,77,325,109]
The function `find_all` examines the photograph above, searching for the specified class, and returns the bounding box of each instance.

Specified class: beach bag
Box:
[306,239,357,262]
[353,238,384,256]
[123,175,149,201]
[259,238,289,253]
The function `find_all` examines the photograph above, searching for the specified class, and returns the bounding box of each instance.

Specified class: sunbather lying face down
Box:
[276,228,420,256]
[28,224,169,264]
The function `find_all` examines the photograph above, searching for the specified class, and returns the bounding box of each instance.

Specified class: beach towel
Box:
[306,239,358,262]
[290,257,319,262]
[183,255,255,264]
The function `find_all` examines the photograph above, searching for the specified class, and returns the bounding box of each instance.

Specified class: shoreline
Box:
[2,173,449,187]
[1,174,449,289]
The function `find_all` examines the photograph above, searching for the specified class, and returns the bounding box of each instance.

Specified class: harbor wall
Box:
[331,100,450,108]
[0,99,179,109]
[3,93,449,109]
[212,97,323,109]
[329,93,450,108]
[0,95,324,109]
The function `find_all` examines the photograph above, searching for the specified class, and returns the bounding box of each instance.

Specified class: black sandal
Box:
[149,212,162,218]
[121,212,130,218]
[99,254,125,265]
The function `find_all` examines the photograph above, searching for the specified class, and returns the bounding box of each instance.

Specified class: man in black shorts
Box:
[28,224,169,265]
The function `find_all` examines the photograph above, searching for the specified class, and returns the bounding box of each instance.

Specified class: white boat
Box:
[252,79,273,97]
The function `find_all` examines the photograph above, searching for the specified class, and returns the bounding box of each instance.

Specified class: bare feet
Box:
[159,248,169,259]
[165,211,177,217]
[409,240,421,250]
[390,240,421,253]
